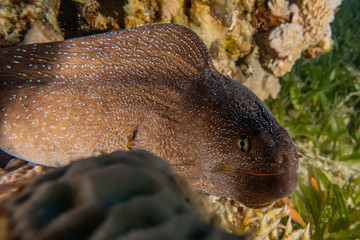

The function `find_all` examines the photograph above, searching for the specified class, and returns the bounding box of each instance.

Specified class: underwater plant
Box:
[291,168,360,239]
[265,0,360,238]
[266,0,360,161]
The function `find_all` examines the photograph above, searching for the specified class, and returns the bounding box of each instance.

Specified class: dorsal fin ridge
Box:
[0,23,216,85]
[99,23,216,79]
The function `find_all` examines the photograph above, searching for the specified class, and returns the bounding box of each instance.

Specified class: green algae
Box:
[266,0,360,162]
[291,168,360,239]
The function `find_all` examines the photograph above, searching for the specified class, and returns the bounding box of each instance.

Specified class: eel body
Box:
[0,23,300,208]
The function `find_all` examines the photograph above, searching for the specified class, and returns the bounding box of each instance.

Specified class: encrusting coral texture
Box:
[0,0,62,46]
[264,0,342,76]
[0,0,342,100]
[209,196,311,240]
[121,0,342,98]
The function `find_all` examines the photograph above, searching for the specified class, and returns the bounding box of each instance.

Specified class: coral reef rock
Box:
[0,150,245,240]
[121,0,341,98]
[0,0,61,47]
[209,196,311,240]
[260,0,342,76]
[239,47,281,100]
[0,0,342,98]
[20,21,63,45]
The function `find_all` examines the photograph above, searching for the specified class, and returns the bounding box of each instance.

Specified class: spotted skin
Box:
[0,23,300,208]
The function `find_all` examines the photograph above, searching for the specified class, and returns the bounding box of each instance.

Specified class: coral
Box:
[268,0,290,18]
[267,22,304,76]
[160,0,184,22]
[203,0,234,28]
[0,158,49,200]
[209,196,311,240]
[123,0,256,90]
[123,0,159,27]
[187,0,254,83]
[75,0,123,31]
[269,23,304,59]
[296,0,342,46]
[0,150,245,240]
[0,0,342,99]
[0,0,61,47]
[20,21,63,45]
[241,0,256,13]
[240,48,280,99]
[258,0,342,76]
[122,0,342,98]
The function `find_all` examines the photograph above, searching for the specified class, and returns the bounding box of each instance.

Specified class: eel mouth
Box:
[212,166,299,208]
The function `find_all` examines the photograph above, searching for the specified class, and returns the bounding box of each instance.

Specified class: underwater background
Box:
[0,0,359,239]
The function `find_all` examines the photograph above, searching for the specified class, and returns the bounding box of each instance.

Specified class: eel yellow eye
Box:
[237,136,250,152]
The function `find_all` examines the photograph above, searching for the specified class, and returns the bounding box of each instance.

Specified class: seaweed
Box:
[290,168,360,239]
[266,0,360,161]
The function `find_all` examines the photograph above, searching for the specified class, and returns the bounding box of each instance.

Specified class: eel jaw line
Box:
[218,167,295,176]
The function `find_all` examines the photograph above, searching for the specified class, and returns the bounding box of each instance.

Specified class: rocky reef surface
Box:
[0,0,342,100]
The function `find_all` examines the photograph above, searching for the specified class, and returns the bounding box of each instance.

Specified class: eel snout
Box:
[274,147,301,175]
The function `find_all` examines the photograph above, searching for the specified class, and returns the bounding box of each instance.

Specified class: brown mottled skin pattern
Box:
[0,23,300,208]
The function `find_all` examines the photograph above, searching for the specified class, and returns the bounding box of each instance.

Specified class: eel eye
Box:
[237,136,250,152]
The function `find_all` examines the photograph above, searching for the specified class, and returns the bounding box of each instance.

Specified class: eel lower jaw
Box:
[212,167,299,208]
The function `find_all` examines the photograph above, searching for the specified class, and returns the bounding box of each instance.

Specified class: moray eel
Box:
[0,23,300,208]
